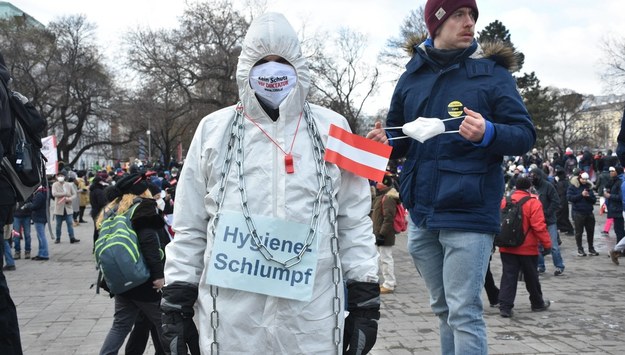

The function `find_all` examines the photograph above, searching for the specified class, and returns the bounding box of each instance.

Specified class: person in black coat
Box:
[605,166,625,244]
[98,173,166,355]
[0,51,23,355]
[567,172,598,256]
[554,169,574,235]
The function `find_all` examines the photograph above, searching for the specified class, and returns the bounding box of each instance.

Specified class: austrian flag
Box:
[324,124,392,182]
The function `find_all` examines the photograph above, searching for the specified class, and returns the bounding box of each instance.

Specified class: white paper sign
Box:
[41,135,58,176]
[206,210,318,301]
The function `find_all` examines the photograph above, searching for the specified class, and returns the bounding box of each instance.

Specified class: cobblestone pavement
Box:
[7,209,625,354]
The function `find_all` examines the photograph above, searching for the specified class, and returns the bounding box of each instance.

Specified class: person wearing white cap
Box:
[567,172,598,256]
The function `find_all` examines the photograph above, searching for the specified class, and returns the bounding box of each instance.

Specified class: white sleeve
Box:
[336,170,379,283]
[164,121,211,286]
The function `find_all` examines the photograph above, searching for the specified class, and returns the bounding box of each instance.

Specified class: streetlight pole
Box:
[147,129,151,162]
[147,117,151,163]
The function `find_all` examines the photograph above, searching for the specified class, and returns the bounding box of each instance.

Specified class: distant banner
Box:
[41,135,58,175]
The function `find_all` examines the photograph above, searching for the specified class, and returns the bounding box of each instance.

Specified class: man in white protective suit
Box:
[161,12,380,355]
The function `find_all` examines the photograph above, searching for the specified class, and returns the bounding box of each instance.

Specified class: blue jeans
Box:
[13,216,31,253]
[538,223,564,271]
[407,220,492,355]
[34,222,49,258]
[55,214,75,241]
[3,239,14,266]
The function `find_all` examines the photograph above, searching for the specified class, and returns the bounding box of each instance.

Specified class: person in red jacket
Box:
[498,176,552,318]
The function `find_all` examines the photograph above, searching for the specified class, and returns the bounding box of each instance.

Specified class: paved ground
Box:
[6,209,625,354]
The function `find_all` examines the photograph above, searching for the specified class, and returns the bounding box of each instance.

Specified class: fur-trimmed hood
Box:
[403,34,521,72]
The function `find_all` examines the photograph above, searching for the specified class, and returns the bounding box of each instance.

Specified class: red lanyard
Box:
[243,109,303,174]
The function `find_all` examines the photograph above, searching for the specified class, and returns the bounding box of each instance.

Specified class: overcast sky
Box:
[13,0,625,112]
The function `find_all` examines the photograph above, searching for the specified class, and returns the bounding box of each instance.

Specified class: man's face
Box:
[610,170,617,178]
[434,7,476,50]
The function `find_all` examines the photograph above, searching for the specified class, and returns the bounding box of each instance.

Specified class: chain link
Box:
[209,103,341,354]
[303,103,342,354]
[234,105,325,268]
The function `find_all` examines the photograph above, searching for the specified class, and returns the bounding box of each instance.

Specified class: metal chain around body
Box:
[207,103,342,355]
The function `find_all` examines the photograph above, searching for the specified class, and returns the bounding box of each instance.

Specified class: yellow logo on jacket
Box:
[447,101,464,117]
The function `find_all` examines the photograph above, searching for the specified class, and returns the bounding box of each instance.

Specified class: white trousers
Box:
[378,245,396,289]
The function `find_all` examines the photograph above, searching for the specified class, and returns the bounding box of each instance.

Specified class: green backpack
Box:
[95,201,150,294]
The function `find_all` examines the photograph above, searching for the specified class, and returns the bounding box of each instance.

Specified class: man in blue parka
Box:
[367,0,535,353]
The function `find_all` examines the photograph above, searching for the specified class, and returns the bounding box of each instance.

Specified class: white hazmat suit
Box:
[164,12,379,355]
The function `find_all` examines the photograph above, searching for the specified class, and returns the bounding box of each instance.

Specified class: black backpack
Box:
[494,195,532,247]
[0,78,47,201]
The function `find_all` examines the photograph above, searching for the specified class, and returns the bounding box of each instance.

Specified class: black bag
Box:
[494,195,532,247]
[0,80,47,202]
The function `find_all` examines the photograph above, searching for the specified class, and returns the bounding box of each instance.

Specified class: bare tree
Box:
[379,7,427,78]
[0,15,125,167]
[600,35,625,93]
[546,88,596,151]
[307,27,379,134]
[123,0,249,166]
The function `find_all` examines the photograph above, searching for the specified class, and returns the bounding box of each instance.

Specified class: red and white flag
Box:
[324,124,392,182]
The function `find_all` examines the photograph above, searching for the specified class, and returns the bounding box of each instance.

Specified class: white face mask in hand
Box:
[156,198,165,211]
[249,62,297,109]
[401,116,462,143]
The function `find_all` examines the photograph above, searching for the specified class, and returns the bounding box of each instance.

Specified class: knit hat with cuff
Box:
[424,0,478,38]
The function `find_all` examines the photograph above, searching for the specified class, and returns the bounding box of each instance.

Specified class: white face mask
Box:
[57,176,65,182]
[401,116,462,143]
[156,198,165,211]
[249,61,297,109]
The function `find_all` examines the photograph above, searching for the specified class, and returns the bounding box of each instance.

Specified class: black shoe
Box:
[577,248,587,257]
[79,220,87,223]
[70,238,80,244]
[566,231,574,236]
[55,239,60,244]
[588,248,599,256]
[554,268,564,276]
[32,256,49,261]
[3,265,16,271]
[531,300,551,312]
[500,308,513,318]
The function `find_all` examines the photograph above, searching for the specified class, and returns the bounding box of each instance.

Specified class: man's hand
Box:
[343,281,380,355]
[459,107,486,142]
[161,282,200,355]
[366,121,388,144]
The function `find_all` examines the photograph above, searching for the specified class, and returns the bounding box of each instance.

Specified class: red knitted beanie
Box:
[424,0,478,38]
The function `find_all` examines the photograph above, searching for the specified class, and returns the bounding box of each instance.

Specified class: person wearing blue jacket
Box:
[30,186,49,260]
[567,172,598,256]
[366,0,535,353]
